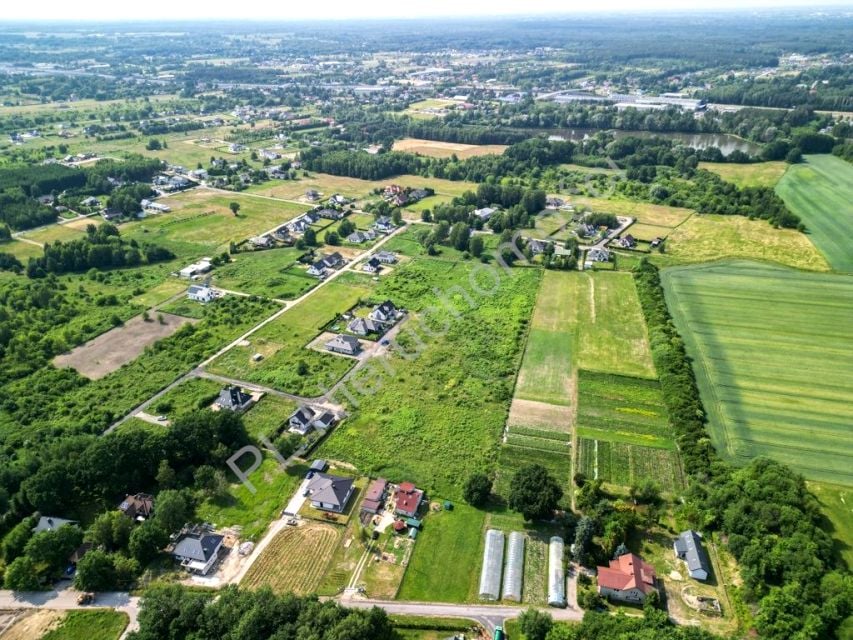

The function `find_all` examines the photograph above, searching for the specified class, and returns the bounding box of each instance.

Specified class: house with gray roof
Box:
[674,530,710,581]
[306,473,354,513]
[33,516,76,534]
[289,405,337,436]
[215,386,253,412]
[348,316,381,336]
[171,526,224,575]
[325,334,362,356]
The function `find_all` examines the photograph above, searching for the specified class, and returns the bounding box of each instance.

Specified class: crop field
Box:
[18,221,87,246]
[318,258,539,499]
[665,213,830,272]
[662,261,853,485]
[577,437,684,491]
[53,312,196,380]
[575,370,672,448]
[577,272,656,379]
[242,522,343,594]
[120,189,306,258]
[570,196,695,228]
[775,154,853,272]
[806,481,853,568]
[208,279,371,396]
[397,504,486,603]
[212,248,317,299]
[699,161,788,188]
[392,138,507,159]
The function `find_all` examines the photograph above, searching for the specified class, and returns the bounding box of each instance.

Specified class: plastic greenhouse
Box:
[548,535,566,607]
[478,529,505,600]
[501,531,525,601]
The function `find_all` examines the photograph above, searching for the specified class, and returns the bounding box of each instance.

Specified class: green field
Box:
[41,610,129,640]
[776,154,853,272]
[699,161,788,188]
[212,247,317,299]
[577,437,684,492]
[208,280,371,396]
[662,261,853,485]
[807,481,853,569]
[148,377,221,419]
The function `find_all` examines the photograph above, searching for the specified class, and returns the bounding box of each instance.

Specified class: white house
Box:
[187,284,216,303]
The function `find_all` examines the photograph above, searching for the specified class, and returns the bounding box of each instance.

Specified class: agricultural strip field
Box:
[699,161,788,188]
[577,272,656,379]
[120,188,306,258]
[207,279,373,397]
[665,213,830,272]
[241,522,343,594]
[662,260,853,485]
[577,438,684,492]
[53,312,196,380]
[317,257,540,499]
[392,137,507,159]
[776,154,853,272]
[212,247,318,300]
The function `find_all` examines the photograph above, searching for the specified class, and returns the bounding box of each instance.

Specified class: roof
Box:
[597,553,657,594]
[675,530,710,574]
[119,493,154,519]
[307,473,354,508]
[310,459,327,471]
[217,386,251,409]
[365,478,388,502]
[395,482,423,515]
[172,531,224,562]
[187,284,211,295]
[374,300,397,316]
[33,516,76,533]
[326,334,361,350]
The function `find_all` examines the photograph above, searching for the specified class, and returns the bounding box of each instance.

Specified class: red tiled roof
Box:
[394,483,423,516]
[393,519,407,532]
[597,553,657,594]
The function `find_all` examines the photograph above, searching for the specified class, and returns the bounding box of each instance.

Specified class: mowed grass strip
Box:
[577,272,656,379]
[699,161,788,188]
[806,481,853,569]
[662,260,853,485]
[242,522,343,595]
[776,154,853,272]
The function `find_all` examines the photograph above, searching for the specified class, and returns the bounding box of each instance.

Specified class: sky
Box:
[0,0,851,21]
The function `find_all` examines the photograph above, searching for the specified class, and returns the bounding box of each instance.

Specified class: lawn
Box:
[665,213,830,272]
[241,522,343,594]
[207,280,372,396]
[40,610,128,640]
[121,188,306,258]
[699,161,788,188]
[316,258,539,499]
[1,238,44,260]
[242,394,298,441]
[397,503,487,603]
[147,377,221,419]
[577,272,656,379]
[662,260,853,485]
[212,247,317,300]
[130,279,187,308]
[775,154,853,272]
[196,457,308,541]
[807,481,853,569]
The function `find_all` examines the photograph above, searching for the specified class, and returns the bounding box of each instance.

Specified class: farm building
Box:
[306,473,354,513]
[502,531,525,601]
[394,482,424,517]
[674,530,710,581]
[179,258,212,279]
[479,529,505,601]
[597,552,658,604]
[118,493,154,522]
[361,478,388,514]
[187,284,215,303]
[325,334,362,356]
[548,536,566,607]
[215,386,253,412]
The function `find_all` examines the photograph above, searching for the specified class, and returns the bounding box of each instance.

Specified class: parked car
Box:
[77,592,95,605]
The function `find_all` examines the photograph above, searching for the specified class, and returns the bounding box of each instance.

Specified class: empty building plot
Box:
[548,536,566,607]
[479,529,505,601]
[501,531,525,601]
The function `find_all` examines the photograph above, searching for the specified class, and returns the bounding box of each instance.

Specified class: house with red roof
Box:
[596,553,658,603]
[394,482,424,518]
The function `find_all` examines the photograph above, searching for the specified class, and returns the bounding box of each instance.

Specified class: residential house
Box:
[528,239,553,254]
[33,516,76,534]
[288,405,337,436]
[119,493,154,522]
[168,176,190,190]
[472,207,497,221]
[347,316,381,336]
[587,247,611,262]
[306,473,354,513]
[259,149,280,161]
[597,553,658,603]
[317,208,345,221]
[674,530,710,581]
[374,216,396,233]
[408,188,430,202]
[305,189,321,202]
[250,235,273,249]
[383,185,403,199]
[618,234,637,249]
[362,257,382,273]
[215,386,253,412]
[361,478,388,515]
[545,196,564,208]
[394,482,424,518]
[328,194,349,206]
[303,211,320,224]
[68,542,92,566]
[81,196,101,208]
[187,284,216,303]
[189,169,208,181]
[102,208,123,222]
[325,334,362,356]
[369,300,402,325]
[375,251,398,265]
[228,143,246,153]
[289,218,311,235]
[171,526,224,575]
[650,237,663,249]
[308,260,328,278]
[322,252,344,270]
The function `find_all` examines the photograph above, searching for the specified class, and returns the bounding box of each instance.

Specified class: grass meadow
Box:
[806,481,853,568]
[662,260,853,485]
[212,247,318,300]
[41,610,129,640]
[775,154,853,273]
[699,161,788,188]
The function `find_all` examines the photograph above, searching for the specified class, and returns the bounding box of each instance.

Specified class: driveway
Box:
[284,477,311,515]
